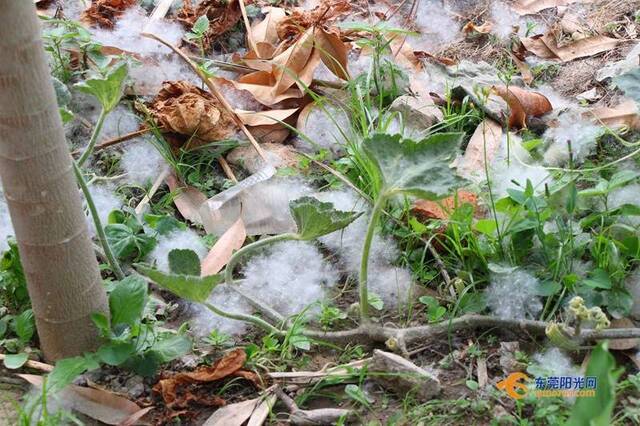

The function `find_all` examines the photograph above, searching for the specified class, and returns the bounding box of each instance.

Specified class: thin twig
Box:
[0,354,53,373]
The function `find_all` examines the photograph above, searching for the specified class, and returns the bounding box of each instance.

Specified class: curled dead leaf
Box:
[150,81,236,145]
[314,27,350,80]
[276,0,351,41]
[251,7,287,46]
[456,119,503,181]
[463,21,493,35]
[491,85,552,128]
[166,172,207,224]
[155,349,257,408]
[586,100,640,130]
[201,216,247,276]
[83,0,136,28]
[521,32,620,62]
[227,143,300,173]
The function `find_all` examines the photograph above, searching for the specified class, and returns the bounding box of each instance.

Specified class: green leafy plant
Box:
[185,15,210,57]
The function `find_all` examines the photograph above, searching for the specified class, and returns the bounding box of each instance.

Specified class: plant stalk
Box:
[359,194,387,323]
[77,108,107,167]
[204,302,283,335]
[73,162,125,280]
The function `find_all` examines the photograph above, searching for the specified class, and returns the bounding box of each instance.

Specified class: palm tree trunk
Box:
[0,1,109,361]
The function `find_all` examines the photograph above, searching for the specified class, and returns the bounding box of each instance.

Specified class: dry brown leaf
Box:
[178,0,242,51]
[463,21,493,35]
[512,0,594,15]
[512,55,533,85]
[540,32,620,62]
[412,191,480,221]
[166,172,207,224]
[19,374,140,425]
[271,27,316,95]
[389,37,422,70]
[413,50,457,66]
[276,0,351,41]
[314,27,350,80]
[521,32,621,62]
[456,118,503,180]
[236,108,299,126]
[606,318,640,350]
[520,35,558,59]
[201,216,246,276]
[203,397,263,426]
[491,85,552,128]
[251,7,286,45]
[118,406,155,426]
[230,72,303,106]
[155,349,253,407]
[586,100,640,130]
[150,81,236,144]
[83,0,136,28]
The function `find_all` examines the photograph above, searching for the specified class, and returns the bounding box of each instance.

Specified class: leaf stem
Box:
[77,108,107,167]
[359,193,387,323]
[73,162,125,280]
[204,302,283,335]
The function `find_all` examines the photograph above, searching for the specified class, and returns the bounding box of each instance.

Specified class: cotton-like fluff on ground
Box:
[100,105,140,140]
[238,240,339,318]
[313,189,414,308]
[189,284,252,337]
[543,111,603,166]
[488,133,550,198]
[533,348,579,377]
[608,183,640,226]
[90,7,183,55]
[148,228,208,272]
[485,266,542,319]
[0,188,14,253]
[119,137,167,186]
[85,184,122,235]
[411,0,459,52]
[294,103,351,157]
[489,1,528,39]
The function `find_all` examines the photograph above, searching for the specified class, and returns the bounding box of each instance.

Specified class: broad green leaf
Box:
[97,342,135,366]
[192,15,210,35]
[48,354,100,393]
[3,353,28,369]
[74,62,128,112]
[14,309,35,344]
[90,312,110,337]
[458,292,486,314]
[105,223,156,260]
[168,249,201,276]
[109,276,147,328]
[345,384,372,408]
[289,334,312,351]
[148,334,192,362]
[535,280,561,296]
[363,133,465,199]
[368,293,384,310]
[127,353,160,377]
[584,268,612,289]
[290,197,361,240]
[608,170,640,191]
[566,342,622,426]
[615,67,640,105]
[135,264,223,302]
[144,214,186,235]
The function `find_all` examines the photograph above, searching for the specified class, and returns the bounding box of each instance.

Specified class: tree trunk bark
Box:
[0,1,109,361]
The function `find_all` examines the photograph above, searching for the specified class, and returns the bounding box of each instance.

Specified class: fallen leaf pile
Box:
[154,349,260,409]
[178,0,243,51]
[83,0,136,28]
[149,80,236,147]
[521,31,620,62]
[227,1,351,106]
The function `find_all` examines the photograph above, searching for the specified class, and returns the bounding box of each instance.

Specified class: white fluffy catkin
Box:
[238,240,339,317]
[485,267,542,319]
[148,228,208,272]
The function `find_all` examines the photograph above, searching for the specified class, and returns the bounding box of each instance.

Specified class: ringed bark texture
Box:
[0,1,109,360]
